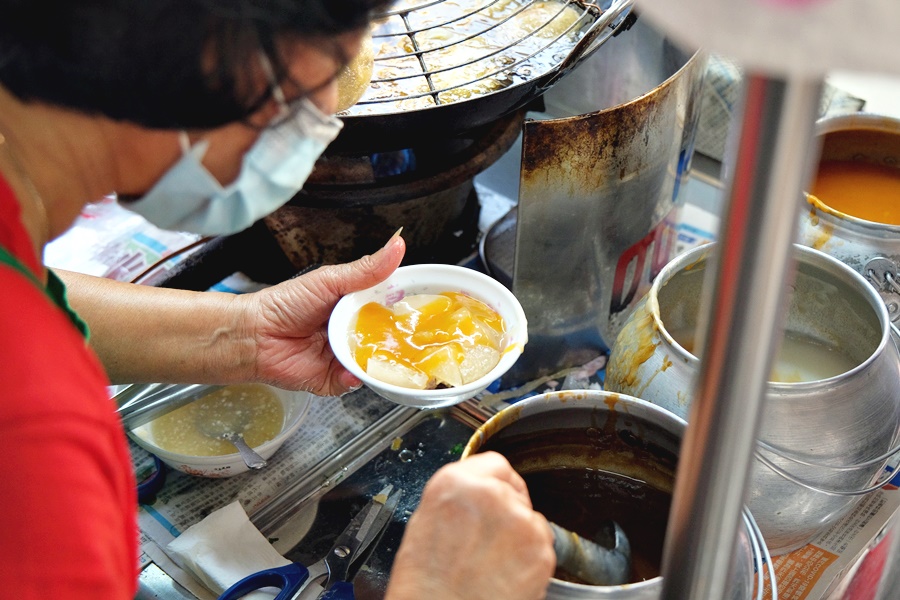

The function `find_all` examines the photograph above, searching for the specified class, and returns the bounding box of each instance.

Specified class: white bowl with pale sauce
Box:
[128,384,313,478]
[328,264,528,409]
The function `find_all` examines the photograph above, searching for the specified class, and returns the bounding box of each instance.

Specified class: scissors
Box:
[217,486,399,600]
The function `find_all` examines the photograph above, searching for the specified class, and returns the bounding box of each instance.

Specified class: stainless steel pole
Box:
[660,73,824,598]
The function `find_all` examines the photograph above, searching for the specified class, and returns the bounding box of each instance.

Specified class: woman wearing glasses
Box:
[0,1,554,598]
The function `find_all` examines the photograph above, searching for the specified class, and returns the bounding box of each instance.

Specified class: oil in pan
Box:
[348,0,594,114]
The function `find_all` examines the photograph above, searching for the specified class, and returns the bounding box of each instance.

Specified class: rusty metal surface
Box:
[264,182,479,270]
[508,17,706,385]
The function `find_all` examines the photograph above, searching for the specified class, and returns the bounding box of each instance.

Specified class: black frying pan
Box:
[331,0,636,152]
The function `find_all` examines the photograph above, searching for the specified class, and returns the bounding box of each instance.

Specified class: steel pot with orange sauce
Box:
[605,242,900,555]
[798,112,900,324]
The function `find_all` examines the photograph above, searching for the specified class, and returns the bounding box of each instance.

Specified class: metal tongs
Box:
[115,383,223,430]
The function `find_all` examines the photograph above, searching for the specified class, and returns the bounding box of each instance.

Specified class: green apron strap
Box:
[0,244,90,340]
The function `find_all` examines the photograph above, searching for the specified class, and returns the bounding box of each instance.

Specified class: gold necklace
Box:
[0,130,52,244]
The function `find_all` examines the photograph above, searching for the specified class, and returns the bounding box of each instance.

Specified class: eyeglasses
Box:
[256,50,344,130]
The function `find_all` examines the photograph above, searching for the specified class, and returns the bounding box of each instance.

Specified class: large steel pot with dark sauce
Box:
[462,390,772,599]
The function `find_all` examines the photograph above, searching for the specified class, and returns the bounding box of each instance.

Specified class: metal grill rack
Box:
[343,0,632,114]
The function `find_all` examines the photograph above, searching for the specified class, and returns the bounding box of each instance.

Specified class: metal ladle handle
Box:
[226,433,268,470]
[548,521,631,586]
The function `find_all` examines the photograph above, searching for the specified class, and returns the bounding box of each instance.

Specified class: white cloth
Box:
[166,501,292,600]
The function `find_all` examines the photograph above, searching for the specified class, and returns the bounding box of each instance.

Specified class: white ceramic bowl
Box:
[328,264,528,409]
[128,385,313,478]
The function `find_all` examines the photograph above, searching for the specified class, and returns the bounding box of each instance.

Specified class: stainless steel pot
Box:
[798,112,900,325]
[606,243,900,555]
[461,390,773,599]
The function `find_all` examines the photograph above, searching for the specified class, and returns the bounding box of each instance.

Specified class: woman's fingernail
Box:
[378,228,403,253]
[339,383,363,397]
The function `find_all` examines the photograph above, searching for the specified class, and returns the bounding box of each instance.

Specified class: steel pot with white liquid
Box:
[605,243,900,555]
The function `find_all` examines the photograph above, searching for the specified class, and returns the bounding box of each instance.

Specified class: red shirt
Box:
[0,176,138,598]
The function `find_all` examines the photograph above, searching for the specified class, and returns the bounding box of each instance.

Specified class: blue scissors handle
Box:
[217,563,311,600]
[317,580,355,600]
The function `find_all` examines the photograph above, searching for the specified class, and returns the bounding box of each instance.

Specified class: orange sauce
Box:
[810,160,900,225]
[351,292,506,389]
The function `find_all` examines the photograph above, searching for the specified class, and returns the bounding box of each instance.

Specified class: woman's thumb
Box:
[322,231,406,297]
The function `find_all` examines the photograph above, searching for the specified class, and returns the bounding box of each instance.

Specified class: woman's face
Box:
[194,29,364,186]
[117,28,364,200]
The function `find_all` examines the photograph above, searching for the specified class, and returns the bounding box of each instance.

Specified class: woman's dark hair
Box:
[0,0,392,129]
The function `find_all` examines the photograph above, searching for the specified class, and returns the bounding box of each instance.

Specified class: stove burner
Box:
[371,149,417,178]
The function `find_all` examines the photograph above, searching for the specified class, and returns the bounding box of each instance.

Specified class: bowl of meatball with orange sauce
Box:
[328,264,528,408]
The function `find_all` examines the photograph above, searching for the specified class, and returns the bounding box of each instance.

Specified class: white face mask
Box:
[124,92,343,236]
